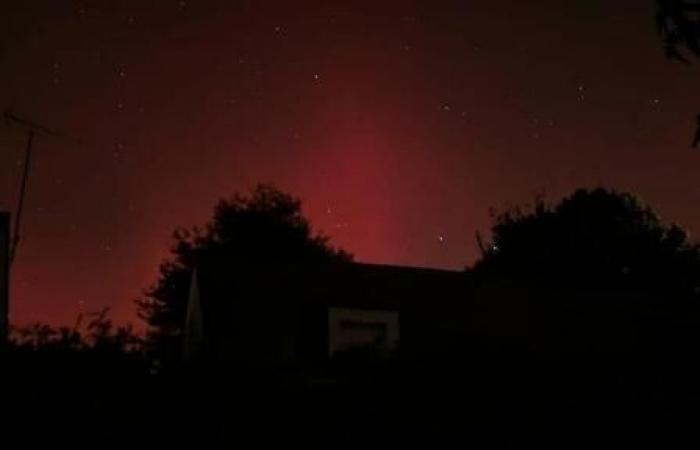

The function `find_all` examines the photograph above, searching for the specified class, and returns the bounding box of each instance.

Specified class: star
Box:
[113,141,125,158]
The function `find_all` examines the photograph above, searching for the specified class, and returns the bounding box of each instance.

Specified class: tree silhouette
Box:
[656,0,700,64]
[469,188,700,445]
[137,184,350,364]
[10,308,141,353]
[474,187,700,290]
[655,1,700,145]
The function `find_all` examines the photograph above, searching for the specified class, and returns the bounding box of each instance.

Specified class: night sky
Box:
[2,0,700,326]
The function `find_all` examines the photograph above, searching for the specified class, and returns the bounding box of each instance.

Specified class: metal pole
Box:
[10,130,34,264]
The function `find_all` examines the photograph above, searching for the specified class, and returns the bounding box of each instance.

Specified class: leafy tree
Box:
[656,0,700,64]
[472,188,700,433]
[9,308,141,353]
[137,184,350,363]
[5,311,150,448]
[474,187,700,290]
[654,2,700,145]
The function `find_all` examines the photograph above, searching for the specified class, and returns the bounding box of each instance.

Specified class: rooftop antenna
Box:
[1,110,75,344]
[3,109,76,264]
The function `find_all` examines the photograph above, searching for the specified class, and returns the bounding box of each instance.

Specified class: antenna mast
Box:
[4,110,73,264]
[11,130,34,264]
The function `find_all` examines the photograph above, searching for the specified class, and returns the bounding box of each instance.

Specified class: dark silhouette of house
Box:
[183,260,469,366]
[182,258,700,369]
[178,258,700,447]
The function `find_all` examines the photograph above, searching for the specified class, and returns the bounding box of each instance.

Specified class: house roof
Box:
[194,259,467,309]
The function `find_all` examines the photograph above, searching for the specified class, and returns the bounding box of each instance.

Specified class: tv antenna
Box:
[3,109,76,265]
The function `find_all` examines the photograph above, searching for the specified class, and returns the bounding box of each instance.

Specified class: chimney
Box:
[0,212,9,344]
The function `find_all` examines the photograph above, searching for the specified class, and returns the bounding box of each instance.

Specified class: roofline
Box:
[349,261,466,275]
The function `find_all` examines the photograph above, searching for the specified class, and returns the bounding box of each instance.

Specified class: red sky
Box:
[2,0,700,326]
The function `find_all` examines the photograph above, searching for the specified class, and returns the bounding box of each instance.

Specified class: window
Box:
[328,308,399,356]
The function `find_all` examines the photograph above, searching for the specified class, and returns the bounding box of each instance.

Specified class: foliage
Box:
[137,184,350,362]
[656,0,700,64]
[4,310,159,449]
[10,307,142,354]
[474,187,700,290]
